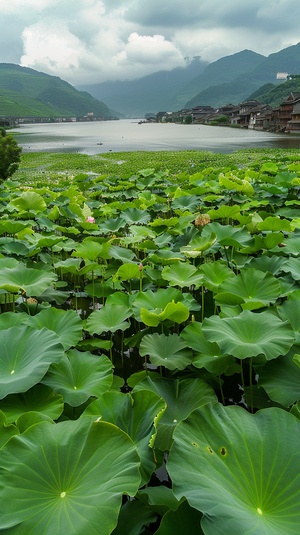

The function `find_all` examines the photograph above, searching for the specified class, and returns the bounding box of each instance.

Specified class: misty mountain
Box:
[0,63,118,119]
[186,42,300,108]
[78,43,300,116]
[77,57,208,117]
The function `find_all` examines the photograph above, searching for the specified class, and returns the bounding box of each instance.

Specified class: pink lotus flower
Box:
[86,216,95,223]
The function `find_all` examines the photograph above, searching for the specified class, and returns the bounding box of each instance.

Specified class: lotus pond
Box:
[1,148,300,534]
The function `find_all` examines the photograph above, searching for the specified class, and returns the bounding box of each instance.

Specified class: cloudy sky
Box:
[1,0,300,86]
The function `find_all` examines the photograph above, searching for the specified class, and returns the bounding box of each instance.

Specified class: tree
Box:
[0,128,22,181]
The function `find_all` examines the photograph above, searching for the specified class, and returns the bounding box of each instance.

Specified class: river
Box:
[11,119,300,154]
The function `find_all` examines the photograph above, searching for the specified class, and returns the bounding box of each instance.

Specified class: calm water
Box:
[12,119,300,154]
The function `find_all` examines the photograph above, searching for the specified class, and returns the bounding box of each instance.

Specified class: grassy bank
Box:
[14,147,300,185]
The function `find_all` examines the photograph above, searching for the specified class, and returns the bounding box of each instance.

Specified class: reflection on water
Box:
[12,119,300,155]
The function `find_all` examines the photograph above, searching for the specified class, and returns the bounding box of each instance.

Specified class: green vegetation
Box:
[1,148,300,534]
[0,63,116,118]
[0,128,22,181]
[248,76,300,106]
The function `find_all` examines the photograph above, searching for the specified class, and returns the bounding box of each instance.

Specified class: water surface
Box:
[12,119,300,154]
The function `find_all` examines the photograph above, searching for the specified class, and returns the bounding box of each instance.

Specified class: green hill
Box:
[0,64,118,118]
[247,77,300,107]
[185,43,300,109]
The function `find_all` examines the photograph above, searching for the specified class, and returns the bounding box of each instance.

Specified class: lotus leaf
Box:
[259,352,300,406]
[82,389,166,484]
[0,326,65,399]
[215,268,282,310]
[0,411,18,449]
[140,333,193,370]
[161,262,203,288]
[86,304,132,334]
[0,384,64,423]
[28,308,82,350]
[202,310,294,360]
[134,377,217,450]
[0,419,141,534]
[140,301,189,327]
[11,191,47,213]
[168,403,300,535]
[154,500,204,535]
[42,350,113,406]
[0,265,57,296]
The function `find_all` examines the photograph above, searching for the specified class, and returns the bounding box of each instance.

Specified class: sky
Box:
[1,0,300,86]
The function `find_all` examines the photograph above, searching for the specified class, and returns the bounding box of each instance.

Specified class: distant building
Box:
[277,72,289,80]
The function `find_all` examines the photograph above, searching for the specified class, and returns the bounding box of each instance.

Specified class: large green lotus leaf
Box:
[219,173,254,196]
[257,216,292,231]
[86,304,132,334]
[171,194,200,211]
[71,240,107,261]
[215,268,282,310]
[0,419,141,534]
[0,411,19,449]
[0,384,64,423]
[138,486,182,516]
[199,260,235,293]
[181,322,234,374]
[147,249,184,265]
[247,255,284,275]
[282,257,300,280]
[140,333,193,371]
[0,265,57,295]
[112,500,156,535]
[134,377,217,451]
[54,257,82,274]
[0,326,65,399]
[140,301,189,327]
[0,220,31,235]
[168,404,300,535]
[0,240,33,257]
[11,191,47,213]
[155,500,204,535]
[82,390,165,484]
[161,262,203,288]
[207,204,241,221]
[99,216,126,233]
[259,353,300,407]
[28,308,82,350]
[277,299,300,331]
[132,288,183,311]
[113,263,141,281]
[122,207,151,225]
[109,245,136,263]
[0,312,28,330]
[180,233,217,258]
[202,310,294,360]
[42,350,113,406]
[203,222,252,248]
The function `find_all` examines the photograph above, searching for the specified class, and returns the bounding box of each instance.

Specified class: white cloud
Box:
[115,33,184,66]
[21,22,85,71]
[0,0,300,84]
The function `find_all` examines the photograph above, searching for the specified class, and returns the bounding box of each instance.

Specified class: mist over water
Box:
[12,119,300,155]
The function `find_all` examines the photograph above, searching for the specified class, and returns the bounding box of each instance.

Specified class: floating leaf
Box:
[0,326,65,399]
[42,350,113,406]
[140,333,193,370]
[168,404,300,535]
[0,265,57,296]
[202,310,294,360]
[86,304,132,334]
[0,419,140,534]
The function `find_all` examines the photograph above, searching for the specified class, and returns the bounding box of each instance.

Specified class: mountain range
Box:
[0,63,118,119]
[78,42,300,117]
[1,42,300,121]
